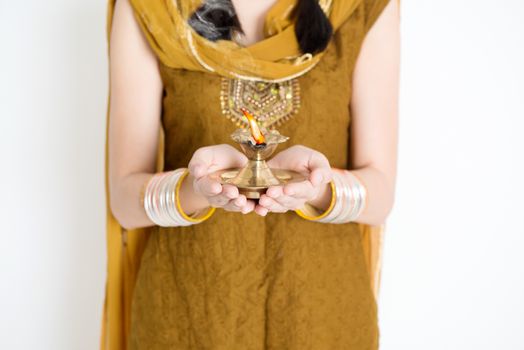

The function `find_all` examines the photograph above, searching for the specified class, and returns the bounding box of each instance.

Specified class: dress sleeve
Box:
[362,0,395,34]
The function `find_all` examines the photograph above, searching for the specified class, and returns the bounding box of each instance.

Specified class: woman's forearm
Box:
[306,166,395,226]
[109,171,210,230]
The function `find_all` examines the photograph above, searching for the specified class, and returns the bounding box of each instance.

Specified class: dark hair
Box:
[187,0,242,42]
[292,0,333,54]
[188,0,333,55]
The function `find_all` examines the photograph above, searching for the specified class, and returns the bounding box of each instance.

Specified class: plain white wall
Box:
[0,1,107,349]
[0,1,522,349]
[378,0,524,349]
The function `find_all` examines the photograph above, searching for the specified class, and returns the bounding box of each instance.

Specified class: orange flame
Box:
[240,108,266,144]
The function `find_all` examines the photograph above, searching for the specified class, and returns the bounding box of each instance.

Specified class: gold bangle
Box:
[294,180,336,221]
[175,169,216,223]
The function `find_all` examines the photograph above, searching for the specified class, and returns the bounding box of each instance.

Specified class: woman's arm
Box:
[347,0,400,226]
[248,0,400,224]
[108,0,255,230]
[295,0,400,226]
[108,0,163,230]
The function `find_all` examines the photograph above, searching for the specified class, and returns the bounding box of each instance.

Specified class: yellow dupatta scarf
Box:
[101,1,388,349]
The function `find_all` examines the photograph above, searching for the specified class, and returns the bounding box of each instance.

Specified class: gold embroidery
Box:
[294,53,313,65]
[220,77,301,129]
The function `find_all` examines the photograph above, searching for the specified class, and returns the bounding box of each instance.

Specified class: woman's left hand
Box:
[254,145,333,216]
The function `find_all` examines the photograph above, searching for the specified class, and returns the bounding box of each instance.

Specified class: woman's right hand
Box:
[186,144,256,214]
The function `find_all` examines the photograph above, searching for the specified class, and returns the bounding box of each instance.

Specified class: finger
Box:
[209,190,246,210]
[208,195,230,208]
[265,185,284,199]
[222,197,244,212]
[258,195,288,213]
[222,196,254,213]
[306,153,332,187]
[194,175,222,197]
[266,185,304,209]
[254,204,269,216]
[241,199,256,214]
[220,184,239,199]
[188,162,207,179]
[282,180,315,199]
[270,194,304,210]
[233,194,247,207]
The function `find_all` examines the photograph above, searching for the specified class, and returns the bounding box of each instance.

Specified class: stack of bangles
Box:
[295,168,368,223]
[140,167,215,227]
[140,167,366,226]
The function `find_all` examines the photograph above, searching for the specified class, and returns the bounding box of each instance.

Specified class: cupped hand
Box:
[187,144,256,214]
[255,145,333,216]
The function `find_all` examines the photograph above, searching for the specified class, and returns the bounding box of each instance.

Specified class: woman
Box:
[102,0,399,348]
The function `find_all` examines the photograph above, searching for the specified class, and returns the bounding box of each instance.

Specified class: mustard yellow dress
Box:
[127,1,390,349]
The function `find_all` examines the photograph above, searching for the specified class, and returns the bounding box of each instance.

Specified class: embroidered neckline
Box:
[220,77,301,129]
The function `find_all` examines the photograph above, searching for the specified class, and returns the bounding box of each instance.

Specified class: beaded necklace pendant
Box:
[220,77,301,129]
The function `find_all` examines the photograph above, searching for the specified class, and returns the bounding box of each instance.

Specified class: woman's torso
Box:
[129,7,379,349]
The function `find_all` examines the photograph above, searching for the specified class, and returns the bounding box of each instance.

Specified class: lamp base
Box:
[209,167,307,199]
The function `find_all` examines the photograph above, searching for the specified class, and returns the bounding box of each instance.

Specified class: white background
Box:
[1,0,523,349]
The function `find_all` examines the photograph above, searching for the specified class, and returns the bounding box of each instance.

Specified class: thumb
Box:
[188,144,248,179]
[189,162,207,178]
[309,167,333,187]
[307,152,332,186]
[211,144,249,171]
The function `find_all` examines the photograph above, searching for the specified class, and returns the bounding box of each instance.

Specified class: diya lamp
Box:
[209,108,306,199]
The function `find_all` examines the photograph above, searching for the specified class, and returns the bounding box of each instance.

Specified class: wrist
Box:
[306,180,332,212]
[142,168,215,227]
[178,172,212,216]
[296,168,368,224]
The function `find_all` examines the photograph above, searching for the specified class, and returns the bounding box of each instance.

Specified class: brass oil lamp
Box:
[209,108,306,199]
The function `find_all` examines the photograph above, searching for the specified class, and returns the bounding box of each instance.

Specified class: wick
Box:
[248,140,267,149]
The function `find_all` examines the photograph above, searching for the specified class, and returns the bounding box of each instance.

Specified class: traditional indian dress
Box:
[101,0,396,349]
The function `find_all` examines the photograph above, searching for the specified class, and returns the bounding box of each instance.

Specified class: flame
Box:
[240,107,266,144]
